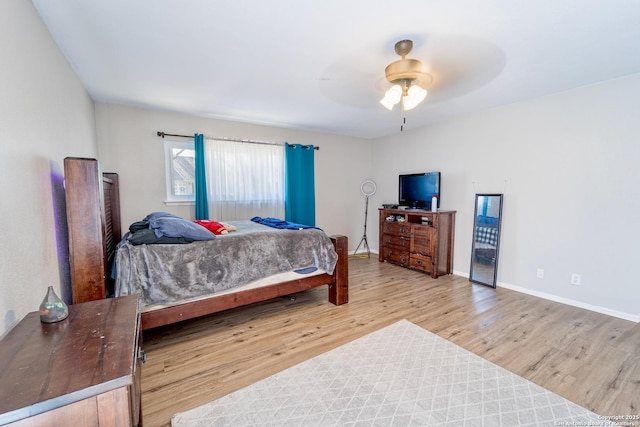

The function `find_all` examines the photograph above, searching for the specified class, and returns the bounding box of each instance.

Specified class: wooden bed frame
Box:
[64,157,348,330]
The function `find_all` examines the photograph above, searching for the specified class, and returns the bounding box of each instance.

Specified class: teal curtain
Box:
[194,133,209,220]
[285,143,315,226]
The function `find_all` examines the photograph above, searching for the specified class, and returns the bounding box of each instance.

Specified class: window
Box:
[205,139,284,220]
[164,140,195,203]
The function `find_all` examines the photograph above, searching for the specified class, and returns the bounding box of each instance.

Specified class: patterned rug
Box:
[171,320,603,426]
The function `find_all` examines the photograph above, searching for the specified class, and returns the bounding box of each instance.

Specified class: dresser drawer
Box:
[382,221,411,237]
[382,234,410,249]
[410,254,432,273]
[383,248,410,266]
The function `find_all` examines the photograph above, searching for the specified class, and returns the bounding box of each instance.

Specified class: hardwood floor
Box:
[141,256,640,426]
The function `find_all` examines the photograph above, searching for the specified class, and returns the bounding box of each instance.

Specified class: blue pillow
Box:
[143,211,182,222]
[149,217,215,241]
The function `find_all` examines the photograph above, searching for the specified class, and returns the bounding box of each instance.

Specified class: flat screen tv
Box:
[399,172,441,209]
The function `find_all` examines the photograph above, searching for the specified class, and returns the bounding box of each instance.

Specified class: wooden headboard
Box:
[64,157,121,304]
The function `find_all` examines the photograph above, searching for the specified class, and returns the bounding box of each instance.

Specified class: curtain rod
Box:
[156,131,319,150]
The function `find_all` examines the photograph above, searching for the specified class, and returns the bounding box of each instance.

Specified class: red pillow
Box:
[193,220,228,235]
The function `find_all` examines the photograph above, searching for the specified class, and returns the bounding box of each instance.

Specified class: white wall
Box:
[95,103,371,247]
[371,73,640,321]
[0,1,97,335]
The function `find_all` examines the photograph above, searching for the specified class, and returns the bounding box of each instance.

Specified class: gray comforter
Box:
[115,220,338,307]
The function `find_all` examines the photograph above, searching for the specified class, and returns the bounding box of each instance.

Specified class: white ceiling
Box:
[32,0,640,139]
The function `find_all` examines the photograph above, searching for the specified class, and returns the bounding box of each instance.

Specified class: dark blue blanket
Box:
[251,216,319,230]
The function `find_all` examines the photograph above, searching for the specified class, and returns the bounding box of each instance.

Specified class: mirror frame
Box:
[469,193,503,288]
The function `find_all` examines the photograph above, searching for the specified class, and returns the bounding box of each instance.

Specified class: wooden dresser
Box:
[0,295,142,426]
[379,208,456,278]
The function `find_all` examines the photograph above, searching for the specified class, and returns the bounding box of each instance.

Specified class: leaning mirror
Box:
[469,194,503,288]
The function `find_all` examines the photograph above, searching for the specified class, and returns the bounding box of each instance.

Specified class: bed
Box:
[64,157,348,330]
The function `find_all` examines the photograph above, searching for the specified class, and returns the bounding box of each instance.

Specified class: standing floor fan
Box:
[354,179,377,258]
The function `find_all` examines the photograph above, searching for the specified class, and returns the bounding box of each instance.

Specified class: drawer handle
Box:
[138,348,147,363]
[416,260,422,265]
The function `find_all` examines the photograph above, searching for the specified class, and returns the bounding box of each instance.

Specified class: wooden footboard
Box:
[140,235,349,330]
[328,235,348,305]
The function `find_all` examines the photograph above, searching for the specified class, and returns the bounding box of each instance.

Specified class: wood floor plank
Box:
[140,257,640,426]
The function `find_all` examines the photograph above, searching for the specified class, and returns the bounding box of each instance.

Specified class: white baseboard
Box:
[453,269,639,323]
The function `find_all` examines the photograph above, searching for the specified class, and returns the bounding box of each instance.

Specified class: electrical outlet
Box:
[571,273,581,286]
[536,268,544,279]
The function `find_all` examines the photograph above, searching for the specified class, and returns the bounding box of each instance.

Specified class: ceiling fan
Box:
[316,35,504,135]
[380,39,432,111]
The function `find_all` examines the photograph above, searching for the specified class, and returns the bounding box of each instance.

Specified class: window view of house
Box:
[165,141,195,202]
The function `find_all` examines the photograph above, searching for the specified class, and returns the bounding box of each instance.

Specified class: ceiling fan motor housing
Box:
[385,59,429,87]
[384,39,431,89]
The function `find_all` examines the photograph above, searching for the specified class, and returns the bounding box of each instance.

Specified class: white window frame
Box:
[164,139,195,204]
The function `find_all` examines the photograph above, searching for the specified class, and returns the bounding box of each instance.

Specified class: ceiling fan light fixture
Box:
[380,84,403,110]
[380,98,395,110]
[403,84,427,110]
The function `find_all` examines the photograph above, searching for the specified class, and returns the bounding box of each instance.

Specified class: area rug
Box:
[171,320,604,426]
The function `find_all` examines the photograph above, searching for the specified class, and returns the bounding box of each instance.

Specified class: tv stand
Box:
[379,208,456,278]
